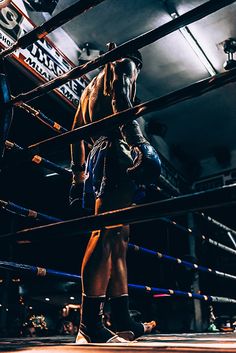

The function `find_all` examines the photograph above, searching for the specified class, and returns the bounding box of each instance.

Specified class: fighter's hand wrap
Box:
[122,120,161,184]
[69,163,86,213]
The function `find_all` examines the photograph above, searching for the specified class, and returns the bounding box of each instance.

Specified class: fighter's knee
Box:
[111,235,129,261]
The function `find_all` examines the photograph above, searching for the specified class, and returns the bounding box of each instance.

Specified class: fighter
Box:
[70,43,161,343]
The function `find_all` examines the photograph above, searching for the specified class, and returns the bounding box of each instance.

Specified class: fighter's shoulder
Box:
[112,58,137,77]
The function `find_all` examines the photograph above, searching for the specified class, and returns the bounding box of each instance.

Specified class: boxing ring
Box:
[0,0,236,351]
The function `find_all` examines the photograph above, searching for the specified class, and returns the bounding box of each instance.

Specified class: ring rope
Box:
[152,180,236,246]
[26,67,236,156]
[161,217,236,256]
[5,141,234,251]
[204,237,236,255]
[3,197,235,282]
[0,184,236,243]
[4,140,71,177]
[2,148,234,256]
[197,212,236,238]
[2,198,234,280]
[17,101,68,134]
[0,199,61,223]
[130,284,236,304]
[0,0,107,59]
[10,0,236,106]
[15,102,92,148]
[0,259,235,304]
[128,243,236,282]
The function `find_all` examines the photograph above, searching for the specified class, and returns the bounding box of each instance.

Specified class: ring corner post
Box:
[0,71,14,164]
[187,212,203,332]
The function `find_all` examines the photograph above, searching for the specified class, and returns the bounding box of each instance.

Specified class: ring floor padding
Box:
[0,333,235,352]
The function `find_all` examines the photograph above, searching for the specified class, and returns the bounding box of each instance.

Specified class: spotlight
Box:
[223,38,236,71]
[223,38,236,53]
[23,0,59,14]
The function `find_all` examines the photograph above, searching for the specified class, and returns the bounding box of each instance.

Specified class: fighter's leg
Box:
[94,189,133,297]
[101,189,156,340]
[77,195,126,343]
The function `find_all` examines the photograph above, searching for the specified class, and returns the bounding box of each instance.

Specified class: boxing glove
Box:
[127,142,161,185]
[121,119,161,184]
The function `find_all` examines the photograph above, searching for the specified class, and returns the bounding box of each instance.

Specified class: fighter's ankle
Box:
[114,319,144,338]
[77,323,116,343]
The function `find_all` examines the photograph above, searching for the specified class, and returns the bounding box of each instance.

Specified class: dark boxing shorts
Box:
[82,136,135,211]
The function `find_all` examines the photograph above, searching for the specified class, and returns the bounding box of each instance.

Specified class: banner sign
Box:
[0,1,87,107]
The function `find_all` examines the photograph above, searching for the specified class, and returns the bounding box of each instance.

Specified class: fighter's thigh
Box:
[95,184,135,214]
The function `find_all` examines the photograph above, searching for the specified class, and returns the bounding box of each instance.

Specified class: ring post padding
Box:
[0,74,13,161]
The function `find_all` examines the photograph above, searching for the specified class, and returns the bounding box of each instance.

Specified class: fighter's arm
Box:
[111,59,161,185]
[111,59,136,112]
[111,59,146,146]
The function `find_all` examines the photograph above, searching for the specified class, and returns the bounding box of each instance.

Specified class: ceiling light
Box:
[227,231,236,249]
[223,38,236,71]
[45,173,58,177]
[45,297,50,301]
[69,296,75,300]
[168,8,216,77]
[178,26,216,77]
